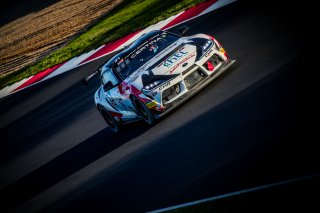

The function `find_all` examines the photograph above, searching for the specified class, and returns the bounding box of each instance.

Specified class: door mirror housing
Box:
[178,26,189,36]
[103,81,114,91]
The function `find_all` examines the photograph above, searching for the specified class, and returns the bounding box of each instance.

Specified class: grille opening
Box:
[204,54,223,71]
[184,69,205,90]
[182,64,197,76]
[162,83,181,104]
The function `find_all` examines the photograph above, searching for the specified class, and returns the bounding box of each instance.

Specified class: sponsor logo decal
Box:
[158,47,189,69]
[169,52,196,73]
[159,81,171,90]
[152,91,158,97]
[164,51,188,68]
[130,34,166,59]
[146,100,157,108]
[205,48,214,57]
[219,48,225,53]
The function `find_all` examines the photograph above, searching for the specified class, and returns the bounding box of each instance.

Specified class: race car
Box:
[93,27,235,132]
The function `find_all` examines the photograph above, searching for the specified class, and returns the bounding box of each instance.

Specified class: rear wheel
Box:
[132,96,155,125]
[99,108,120,133]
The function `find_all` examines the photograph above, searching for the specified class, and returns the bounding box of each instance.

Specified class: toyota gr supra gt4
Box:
[92,27,235,132]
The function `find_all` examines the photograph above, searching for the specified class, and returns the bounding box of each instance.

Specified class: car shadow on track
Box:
[0,120,152,211]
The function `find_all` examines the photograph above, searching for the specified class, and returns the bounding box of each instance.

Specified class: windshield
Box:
[101,66,119,87]
[114,32,179,79]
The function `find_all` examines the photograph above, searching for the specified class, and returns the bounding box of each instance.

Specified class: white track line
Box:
[147,174,320,213]
[0,76,33,98]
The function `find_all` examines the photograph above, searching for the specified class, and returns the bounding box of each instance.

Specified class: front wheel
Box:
[131,96,155,125]
[99,108,120,133]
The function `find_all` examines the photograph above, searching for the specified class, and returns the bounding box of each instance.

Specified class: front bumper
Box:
[154,59,236,119]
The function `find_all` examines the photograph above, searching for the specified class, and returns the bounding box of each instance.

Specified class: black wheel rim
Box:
[103,111,116,129]
[136,101,150,122]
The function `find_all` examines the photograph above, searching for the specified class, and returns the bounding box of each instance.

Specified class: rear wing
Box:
[81,66,102,87]
[81,49,124,87]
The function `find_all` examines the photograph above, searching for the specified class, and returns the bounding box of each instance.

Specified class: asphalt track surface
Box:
[0,1,319,212]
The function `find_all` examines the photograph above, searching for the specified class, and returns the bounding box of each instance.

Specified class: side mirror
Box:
[178,26,189,36]
[103,81,113,91]
[81,68,100,88]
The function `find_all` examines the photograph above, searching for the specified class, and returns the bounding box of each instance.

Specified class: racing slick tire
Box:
[99,107,120,133]
[131,96,155,125]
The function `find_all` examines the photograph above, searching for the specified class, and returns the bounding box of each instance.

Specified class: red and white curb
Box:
[0,0,236,99]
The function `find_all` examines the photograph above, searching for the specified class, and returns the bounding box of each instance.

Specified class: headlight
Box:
[196,39,213,60]
[142,80,165,94]
[201,40,213,54]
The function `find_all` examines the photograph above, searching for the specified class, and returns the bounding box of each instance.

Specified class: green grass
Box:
[0,0,207,89]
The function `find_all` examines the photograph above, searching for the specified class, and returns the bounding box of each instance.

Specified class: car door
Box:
[101,67,133,113]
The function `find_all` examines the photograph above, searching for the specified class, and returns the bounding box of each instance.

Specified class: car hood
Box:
[149,42,197,75]
[126,38,197,89]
